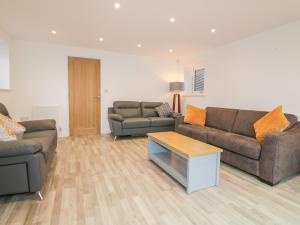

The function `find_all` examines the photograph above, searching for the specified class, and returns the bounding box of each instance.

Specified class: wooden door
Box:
[68,57,100,136]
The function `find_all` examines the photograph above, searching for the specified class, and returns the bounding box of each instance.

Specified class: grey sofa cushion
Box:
[207,128,261,160]
[232,110,298,137]
[122,118,150,129]
[0,103,10,117]
[149,117,174,127]
[20,119,56,133]
[113,101,141,118]
[141,102,162,117]
[23,130,57,161]
[206,107,238,132]
[232,110,267,137]
[176,124,208,142]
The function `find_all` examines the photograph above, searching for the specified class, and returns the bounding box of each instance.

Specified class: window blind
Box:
[193,68,205,93]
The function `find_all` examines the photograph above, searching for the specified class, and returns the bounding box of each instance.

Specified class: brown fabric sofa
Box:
[176,107,300,185]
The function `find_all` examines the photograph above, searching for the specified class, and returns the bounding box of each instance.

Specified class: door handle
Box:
[93,96,100,100]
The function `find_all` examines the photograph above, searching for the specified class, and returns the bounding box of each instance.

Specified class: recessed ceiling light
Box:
[137,44,142,48]
[211,28,216,33]
[114,2,121,9]
[170,17,175,23]
[51,30,57,35]
[99,38,104,42]
[169,49,174,53]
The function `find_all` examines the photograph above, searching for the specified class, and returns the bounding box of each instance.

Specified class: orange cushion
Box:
[0,120,17,141]
[184,104,206,126]
[254,105,290,141]
[0,113,25,133]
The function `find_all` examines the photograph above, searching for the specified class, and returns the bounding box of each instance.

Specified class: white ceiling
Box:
[1,0,300,59]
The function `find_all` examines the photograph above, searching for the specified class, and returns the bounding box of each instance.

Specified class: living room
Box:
[0,0,300,224]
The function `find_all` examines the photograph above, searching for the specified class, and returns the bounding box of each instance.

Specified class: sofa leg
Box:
[258,178,280,186]
[36,191,44,201]
[114,136,117,141]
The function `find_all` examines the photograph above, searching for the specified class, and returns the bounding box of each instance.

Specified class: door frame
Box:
[68,56,101,136]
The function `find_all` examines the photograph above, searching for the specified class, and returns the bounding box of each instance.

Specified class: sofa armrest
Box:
[0,140,43,158]
[108,120,123,136]
[171,112,182,119]
[260,123,300,185]
[108,114,124,122]
[175,115,185,128]
[19,119,56,133]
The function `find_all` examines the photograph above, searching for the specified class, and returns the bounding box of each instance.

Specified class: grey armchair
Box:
[0,103,57,199]
[108,101,180,139]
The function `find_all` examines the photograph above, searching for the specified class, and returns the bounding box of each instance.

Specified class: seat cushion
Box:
[176,124,208,142]
[23,130,57,161]
[207,129,261,160]
[141,102,162,117]
[221,149,259,176]
[122,118,150,129]
[206,127,228,141]
[113,101,141,118]
[149,117,174,127]
[206,107,238,132]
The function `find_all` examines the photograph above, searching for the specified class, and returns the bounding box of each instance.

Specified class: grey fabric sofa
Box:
[108,101,179,138]
[0,103,57,199]
[176,107,300,185]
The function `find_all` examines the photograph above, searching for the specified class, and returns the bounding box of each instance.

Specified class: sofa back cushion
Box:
[232,109,298,137]
[113,101,141,118]
[206,107,238,132]
[141,102,162,117]
[0,103,9,117]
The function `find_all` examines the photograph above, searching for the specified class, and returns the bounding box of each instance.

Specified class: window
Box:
[0,40,10,90]
[192,68,205,94]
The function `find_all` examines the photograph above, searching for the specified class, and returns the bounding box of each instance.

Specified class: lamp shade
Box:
[169,82,184,92]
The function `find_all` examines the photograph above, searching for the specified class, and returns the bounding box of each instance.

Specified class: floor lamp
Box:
[169,82,184,113]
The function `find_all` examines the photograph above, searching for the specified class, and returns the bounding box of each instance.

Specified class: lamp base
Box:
[172,93,181,113]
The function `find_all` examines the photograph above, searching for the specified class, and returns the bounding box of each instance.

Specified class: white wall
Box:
[184,21,300,118]
[11,41,182,136]
[0,41,10,89]
[0,28,13,112]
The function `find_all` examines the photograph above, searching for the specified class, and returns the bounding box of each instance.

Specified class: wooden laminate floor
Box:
[0,135,300,225]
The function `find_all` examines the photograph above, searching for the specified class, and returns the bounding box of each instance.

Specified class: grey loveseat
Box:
[0,103,57,199]
[108,101,179,138]
[176,107,300,185]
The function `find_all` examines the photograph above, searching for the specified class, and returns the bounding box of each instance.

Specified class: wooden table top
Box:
[147,131,223,158]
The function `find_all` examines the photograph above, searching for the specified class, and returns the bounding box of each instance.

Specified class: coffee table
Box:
[147,131,223,193]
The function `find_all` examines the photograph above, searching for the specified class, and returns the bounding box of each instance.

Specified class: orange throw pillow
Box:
[184,104,206,126]
[254,105,290,141]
